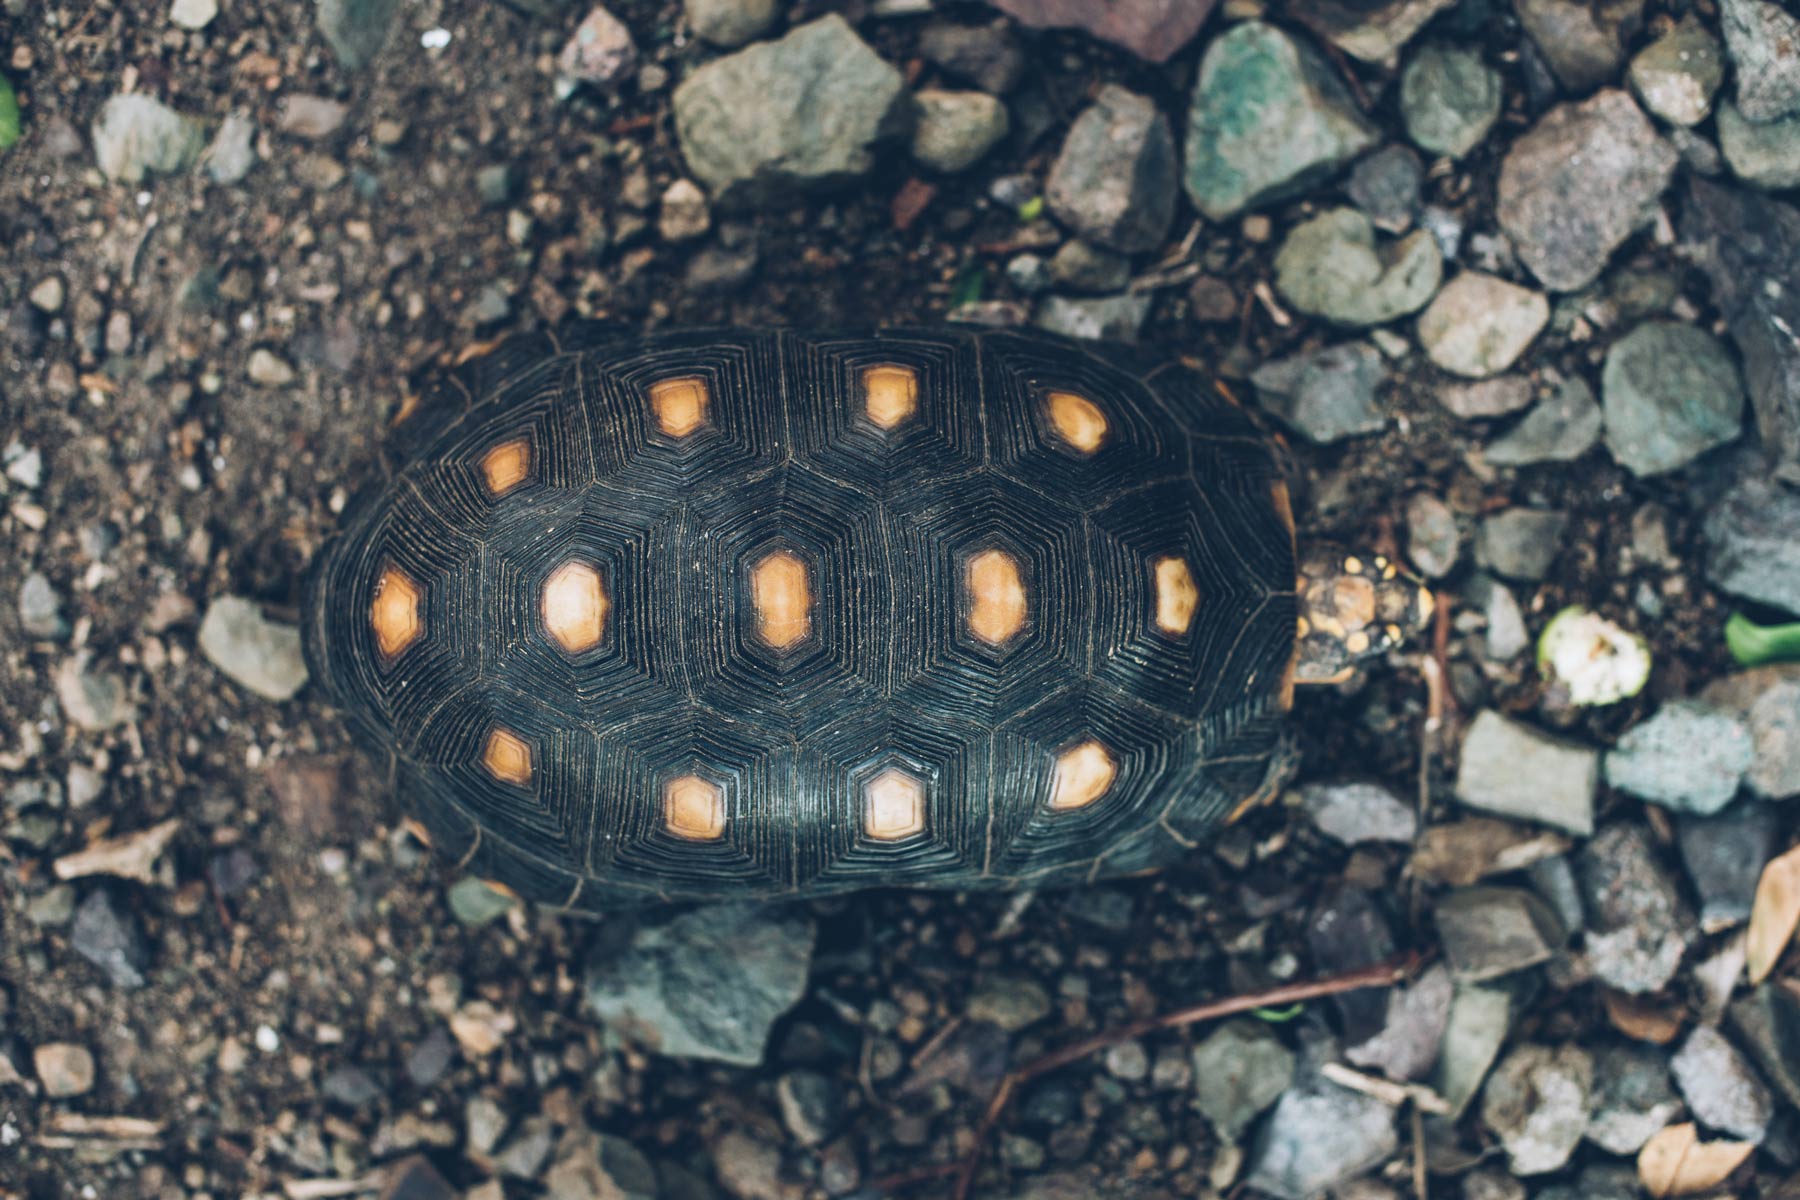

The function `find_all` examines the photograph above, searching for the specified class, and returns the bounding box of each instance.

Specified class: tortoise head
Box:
[1293,543,1434,686]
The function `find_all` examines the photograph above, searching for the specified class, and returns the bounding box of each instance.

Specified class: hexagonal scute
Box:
[749,549,813,651]
[370,563,424,659]
[1049,739,1117,811]
[964,547,1029,647]
[541,560,608,655]
[664,773,726,841]
[862,766,926,841]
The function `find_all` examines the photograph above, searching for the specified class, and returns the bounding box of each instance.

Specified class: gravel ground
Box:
[3,1,1799,1199]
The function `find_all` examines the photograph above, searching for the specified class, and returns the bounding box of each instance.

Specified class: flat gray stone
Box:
[1604,700,1753,815]
[1404,492,1460,579]
[1182,21,1378,220]
[1718,103,1800,191]
[1435,983,1515,1117]
[1677,800,1782,931]
[910,89,1009,174]
[1300,781,1416,844]
[1670,1024,1773,1143]
[1346,963,1452,1082]
[1245,1067,1398,1200]
[1401,42,1502,160]
[1704,476,1800,614]
[1701,665,1800,800]
[1475,507,1567,582]
[199,596,309,702]
[1497,90,1677,293]
[1418,272,1548,378]
[204,112,257,185]
[1577,823,1696,994]
[1629,16,1724,126]
[1436,887,1564,982]
[1274,207,1442,326]
[1033,293,1152,343]
[684,0,778,48]
[1486,377,1602,466]
[1249,341,1387,443]
[92,94,205,184]
[1456,710,1597,836]
[585,903,816,1066]
[1513,0,1644,94]
[673,16,909,209]
[1721,0,1800,122]
[1726,983,1800,1112]
[1481,1043,1594,1175]
[1438,375,1534,420]
[1045,85,1176,253]
[1601,321,1744,476]
[1585,1042,1682,1155]
[1190,1019,1295,1139]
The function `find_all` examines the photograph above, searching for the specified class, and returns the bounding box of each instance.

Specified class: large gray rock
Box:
[1677,800,1782,930]
[1603,700,1753,815]
[1436,887,1563,982]
[1681,179,1800,484]
[1670,1024,1774,1143]
[1717,104,1800,191]
[1456,710,1597,836]
[1417,272,1548,378]
[1273,207,1441,326]
[1475,507,1567,582]
[1497,90,1677,292]
[317,0,399,70]
[1044,85,1176,253]
[1701,665,1800,800]
[1512,0,1644,93]
[1435,983,1514,1117]
[1401,42,1503,160]
[1726,983,1800,1112]
[1703,476,1800,614]
[910,89,1009,174]
[673,16,909,209]
[1721,0,1800,122]
[1190,1019,1295,1139]
[1346,963,1452,1081]
[1601,321,1744,476]
[1244,1064,1399,1200]
[1577,823,1696,994]
[585,903,816,1065]
[1481,1043,1594,1175]
[92,94,205,184]
[1585,1043,1682,1155]
[199,596,309,702]
[1249,341,1388,443]
[1182,22,1378,220]
[1300,781,1416,845]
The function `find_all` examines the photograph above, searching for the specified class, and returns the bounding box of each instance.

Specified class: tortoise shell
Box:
[303,325,1299,910]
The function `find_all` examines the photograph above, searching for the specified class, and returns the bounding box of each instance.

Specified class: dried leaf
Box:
[1602,989,1685,1044]
[53,818,180,884]
[1638,1122,1754,1197]
[1748,844,1800,985]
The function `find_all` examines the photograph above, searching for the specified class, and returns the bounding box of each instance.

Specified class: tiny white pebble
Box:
[136,192,152,207]
[319,847,348,874]
[421,27,451,49]
[254,1025,279,1053]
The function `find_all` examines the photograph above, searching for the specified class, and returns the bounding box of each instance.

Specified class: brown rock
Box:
[985,0,1215,64]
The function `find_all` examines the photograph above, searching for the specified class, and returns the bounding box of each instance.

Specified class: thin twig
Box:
[872,954,1423,1198]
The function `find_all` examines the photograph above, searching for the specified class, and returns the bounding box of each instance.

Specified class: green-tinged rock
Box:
[91,94,206,184]
[673,16,909,209]
[1401,43,1502,159]
[1718,103,1800,191]
[447,876,521,927]
[1605,700,1753,815]
[910,89,1009,174]
[317,0,400,70]
[1274,207,1442,326]
[1721,0,1800,122]
[1628,16,1723,126]
[1601,321,1744,477]
[1486,376,1602,465]
[1182,21,1378,220]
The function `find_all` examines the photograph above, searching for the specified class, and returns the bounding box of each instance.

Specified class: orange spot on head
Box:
[370,564,423,659]
[750,550,813,651]
[481,727,533,787]
[542,561,608,654]
[664,773,725,841]
[965,548,1028,647]
[862,365,920,430]
[481,438,531,497]
[863,767,926,841]
[1045,391,1109,455]
[649,376,710,439]
[1050,739,1117,811]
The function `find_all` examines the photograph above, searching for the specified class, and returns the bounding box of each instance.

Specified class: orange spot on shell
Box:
[370,564,423,659]
[542,561,608,654]
[1045,391,1109,455]
[863,767,926,841]
[649,376,710,439]
[750,550,812,651]
[481,438,531,496]
[862,365,919,430]
[1050,739,1117,811]
[1153,555,1200,636]
[664,774,725,841]
[481,727,533,787]
[965,548,1028,647]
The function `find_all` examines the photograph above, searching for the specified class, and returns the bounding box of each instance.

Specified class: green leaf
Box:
[1252,1004,1304,1023]
[1725,612,1800,667]
[0,75,20,153]
[1016,196,1044,223]
[949,263,986,309]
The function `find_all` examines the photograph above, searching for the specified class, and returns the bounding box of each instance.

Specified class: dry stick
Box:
[868,954,1425,1198]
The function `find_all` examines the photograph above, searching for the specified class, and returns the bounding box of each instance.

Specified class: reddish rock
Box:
[986,0,1215,64]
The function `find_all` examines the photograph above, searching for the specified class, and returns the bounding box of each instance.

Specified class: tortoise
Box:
[303,324,1430,911]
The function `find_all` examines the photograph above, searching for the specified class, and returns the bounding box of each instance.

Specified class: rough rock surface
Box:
[1044,85,1176,253]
